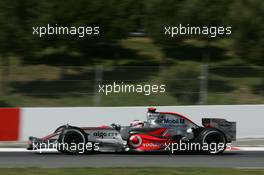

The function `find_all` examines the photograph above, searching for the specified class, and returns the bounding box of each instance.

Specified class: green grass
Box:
[0,167,264,175]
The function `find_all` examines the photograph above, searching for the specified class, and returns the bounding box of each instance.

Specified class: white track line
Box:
[0,148,58,153]
[234,147,264,151]
[0,147,264,153]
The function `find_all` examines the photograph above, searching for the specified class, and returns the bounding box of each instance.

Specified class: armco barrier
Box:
[0,105,264,141]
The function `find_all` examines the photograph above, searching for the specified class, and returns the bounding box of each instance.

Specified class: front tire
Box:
[57,127,88,154]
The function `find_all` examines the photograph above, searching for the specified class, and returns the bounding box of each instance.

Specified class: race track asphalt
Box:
[0,151,263,168]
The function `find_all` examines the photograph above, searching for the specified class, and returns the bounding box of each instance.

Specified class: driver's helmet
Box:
[130,120,144,128]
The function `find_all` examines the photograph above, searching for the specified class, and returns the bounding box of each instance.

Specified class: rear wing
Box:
[202,118,236,142]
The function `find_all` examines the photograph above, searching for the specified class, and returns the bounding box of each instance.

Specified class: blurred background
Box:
[0,0,263,107]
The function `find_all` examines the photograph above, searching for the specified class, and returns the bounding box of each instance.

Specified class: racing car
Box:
[28,108,236,154]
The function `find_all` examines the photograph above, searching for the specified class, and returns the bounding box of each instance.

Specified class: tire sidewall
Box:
[57,127,89,154]
[198,128,227,155]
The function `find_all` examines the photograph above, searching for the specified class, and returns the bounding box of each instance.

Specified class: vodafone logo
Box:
[129,135,142,148]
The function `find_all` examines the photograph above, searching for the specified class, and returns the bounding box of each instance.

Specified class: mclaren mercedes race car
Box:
[28,108,236,154]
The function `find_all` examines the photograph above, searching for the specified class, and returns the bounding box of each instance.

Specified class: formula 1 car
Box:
[28,108,236,154]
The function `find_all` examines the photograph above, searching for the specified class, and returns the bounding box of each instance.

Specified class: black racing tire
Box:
[57,127,90,154]
[197,128,227,155]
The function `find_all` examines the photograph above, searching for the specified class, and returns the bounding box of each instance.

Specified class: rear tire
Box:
[197,128,226,155]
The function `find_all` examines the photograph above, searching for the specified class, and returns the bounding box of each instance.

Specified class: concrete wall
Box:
[20,105,264,141]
